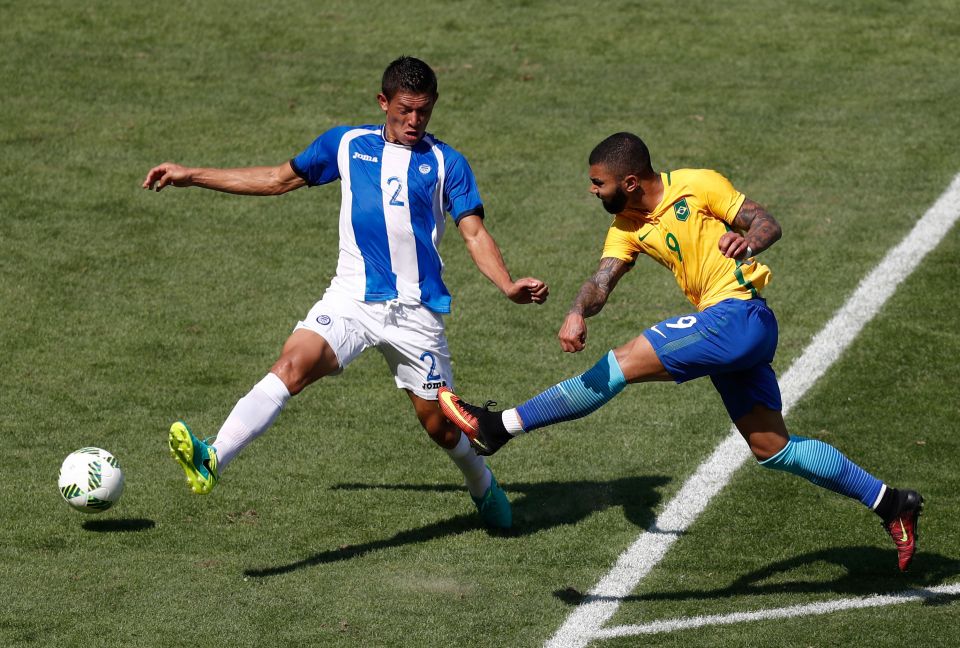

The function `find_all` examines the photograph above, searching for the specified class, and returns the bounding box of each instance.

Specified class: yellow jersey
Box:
[601,168,772,311]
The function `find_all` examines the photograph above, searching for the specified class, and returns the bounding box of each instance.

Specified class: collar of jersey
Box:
[380,125,416,150]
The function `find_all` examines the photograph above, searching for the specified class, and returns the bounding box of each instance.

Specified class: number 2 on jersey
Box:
[387,176,405,207]
[419,351,442,381]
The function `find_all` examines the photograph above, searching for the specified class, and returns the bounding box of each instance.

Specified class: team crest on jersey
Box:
[315,315,332,326]
[418,163,431,174]
[673,198,691,222]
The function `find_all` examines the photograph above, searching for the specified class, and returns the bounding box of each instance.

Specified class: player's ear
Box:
[377,93,389,112]
[622,174,640,193]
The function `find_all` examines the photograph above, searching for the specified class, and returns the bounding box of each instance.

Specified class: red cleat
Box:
[438,387,512,456]
[884,490,923,572]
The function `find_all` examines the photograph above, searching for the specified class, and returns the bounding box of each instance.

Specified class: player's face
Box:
[379,91,436,146]
[589,164,628,214]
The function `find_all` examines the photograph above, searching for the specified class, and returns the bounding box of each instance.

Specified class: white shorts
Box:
[294,290,453,400]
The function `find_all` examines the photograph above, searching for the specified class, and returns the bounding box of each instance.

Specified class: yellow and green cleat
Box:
[168,420,219,494]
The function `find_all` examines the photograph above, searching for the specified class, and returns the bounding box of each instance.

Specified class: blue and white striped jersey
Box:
[291,125,483,314]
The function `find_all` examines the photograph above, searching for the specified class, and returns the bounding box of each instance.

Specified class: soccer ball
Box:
[58,447,125,513]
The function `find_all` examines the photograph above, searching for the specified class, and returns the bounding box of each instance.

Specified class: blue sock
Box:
[760,435,885,508]
[516,351,627,432]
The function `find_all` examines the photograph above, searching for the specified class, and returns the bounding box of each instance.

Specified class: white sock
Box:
[213,373,291,472]
[445,432,492,498]
[502,408,525,435]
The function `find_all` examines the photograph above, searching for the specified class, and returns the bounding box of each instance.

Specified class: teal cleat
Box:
[168,420,219,494]
[472,472,512,530]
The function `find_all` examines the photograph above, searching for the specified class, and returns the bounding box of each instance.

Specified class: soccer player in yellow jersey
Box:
[440,132,923,571]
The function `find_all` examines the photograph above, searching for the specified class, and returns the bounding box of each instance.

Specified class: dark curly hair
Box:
[589,132,654,178]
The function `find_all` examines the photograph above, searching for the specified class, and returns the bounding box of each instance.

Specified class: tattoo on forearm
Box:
[732,198,782,254]
[570,257,628,317]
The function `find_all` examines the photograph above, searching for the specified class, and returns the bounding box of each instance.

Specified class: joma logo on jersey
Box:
[352,151,379,163]
[673,198,691,222]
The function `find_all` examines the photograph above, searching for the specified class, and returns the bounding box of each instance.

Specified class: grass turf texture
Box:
[2,1,959,646]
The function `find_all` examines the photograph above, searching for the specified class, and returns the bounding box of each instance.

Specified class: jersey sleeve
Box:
[699,169,746,225]
[290,126,351,186]
[601,216,642,264]
[441,148,483,222]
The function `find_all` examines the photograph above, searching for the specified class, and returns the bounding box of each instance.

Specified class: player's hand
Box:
[558,312,587,353]
[142,162,193,192]
[505,277,549,304]
[718,231,751,260]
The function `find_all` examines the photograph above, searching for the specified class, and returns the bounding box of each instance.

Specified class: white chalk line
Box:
[547,173,960,647]
[594,583,960,638]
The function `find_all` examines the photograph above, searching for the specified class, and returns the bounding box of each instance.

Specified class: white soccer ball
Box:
[58,447,125,513]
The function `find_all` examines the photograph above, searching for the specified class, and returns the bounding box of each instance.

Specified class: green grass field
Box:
[3,1,960,646]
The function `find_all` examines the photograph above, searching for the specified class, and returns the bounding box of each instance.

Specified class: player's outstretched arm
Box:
[141,161,305,196]
[456,214,549,304]
[559,256,630,353]
[718,198,783,259]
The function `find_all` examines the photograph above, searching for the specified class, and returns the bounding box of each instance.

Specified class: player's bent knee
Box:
[405,391,460,449]
[270,333,340,395]
[746,431,789,461]
[614,336,671,383]
[416,406,459,448]
[733,406,790,461]
[268,357,307,395]
[424,422,457,446]
[270,352,333,395]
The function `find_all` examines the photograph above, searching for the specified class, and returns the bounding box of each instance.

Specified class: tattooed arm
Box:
[558,257,631,353]
[718,198,783,260]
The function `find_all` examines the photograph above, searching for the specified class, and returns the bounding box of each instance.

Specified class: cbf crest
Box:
[673,198,691,222]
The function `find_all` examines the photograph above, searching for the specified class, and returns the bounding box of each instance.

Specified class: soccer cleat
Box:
[168,420,219,494]
[438,387,513,456]
[884,490,923,572]
[472,472,512,530]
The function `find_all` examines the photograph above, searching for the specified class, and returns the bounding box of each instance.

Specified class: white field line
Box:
[593,583,960,638]
[546,173,960,648]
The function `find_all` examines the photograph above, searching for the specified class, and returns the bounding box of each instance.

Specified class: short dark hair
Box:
[381,56,438,100]
[589,132,654,178]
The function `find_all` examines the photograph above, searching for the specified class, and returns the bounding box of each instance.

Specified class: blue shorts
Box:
[642,298,782,421]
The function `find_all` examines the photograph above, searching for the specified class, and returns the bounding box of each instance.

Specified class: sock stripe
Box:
[517,351,626,432]
[871,484,887,511]
[760,436,884,508]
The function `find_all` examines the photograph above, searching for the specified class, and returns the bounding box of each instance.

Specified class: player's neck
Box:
[640,174,664,212]
[625,175,664,219]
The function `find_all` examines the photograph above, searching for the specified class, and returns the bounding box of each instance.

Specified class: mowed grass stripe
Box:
[548,172,960,648]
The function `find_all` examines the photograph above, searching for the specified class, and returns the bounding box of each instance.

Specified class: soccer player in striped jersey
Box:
[143,56,548,530]
[439,132,922,568]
